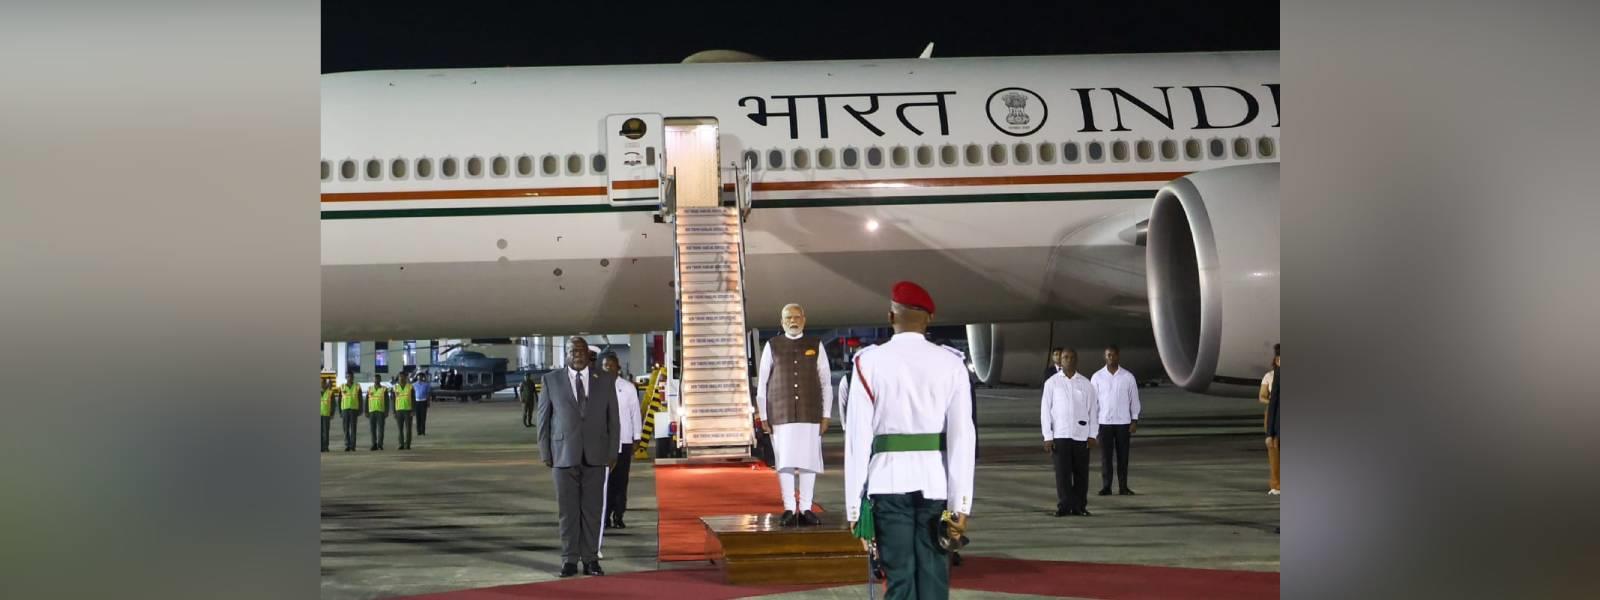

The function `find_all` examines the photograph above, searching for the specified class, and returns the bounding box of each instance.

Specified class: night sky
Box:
[323,0,1278,73]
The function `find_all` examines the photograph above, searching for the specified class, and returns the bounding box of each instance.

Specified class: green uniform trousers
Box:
[872,491,949,600]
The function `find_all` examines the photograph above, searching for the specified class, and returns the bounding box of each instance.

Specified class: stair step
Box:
[681,302,744,315]
[684,429,754,446]
[678,252,740,265]
[684,356,746,370]
[682,333,745,347]
[678,224,738,235]
[681,262,740,274]
[681,393,752,409]
[680,242,740,254]
[682,380,747,394]
[683,291,741,304]
[682,312,743,325]
[683,345,744,358]
[681,324,745,338]
[678,206,736,217]
[678,280,740,294]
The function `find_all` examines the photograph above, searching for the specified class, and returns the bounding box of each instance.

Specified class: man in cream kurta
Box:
[757,303,832,527]
[845,281,974,600]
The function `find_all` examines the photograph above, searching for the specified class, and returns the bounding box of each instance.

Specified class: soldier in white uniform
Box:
[1042,349,1099,517]
[845,281,974,600]
[756,303,832,527]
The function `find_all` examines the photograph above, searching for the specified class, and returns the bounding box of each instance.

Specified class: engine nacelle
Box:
[1146,163,1280,393]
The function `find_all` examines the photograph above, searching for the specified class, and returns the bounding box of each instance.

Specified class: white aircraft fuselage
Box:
[321,52,1279,343]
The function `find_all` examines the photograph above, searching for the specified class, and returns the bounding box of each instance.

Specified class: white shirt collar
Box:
[891,331,926,341]
[784,332,803,340]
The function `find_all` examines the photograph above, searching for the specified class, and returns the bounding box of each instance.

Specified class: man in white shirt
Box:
[1092,345,1141,496]
[757,303,832,527]
[601,353,644,529]
[1042,349,1098,516]
[845,281,974,598]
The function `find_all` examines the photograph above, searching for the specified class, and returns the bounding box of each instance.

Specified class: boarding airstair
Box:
[663,156,756,460]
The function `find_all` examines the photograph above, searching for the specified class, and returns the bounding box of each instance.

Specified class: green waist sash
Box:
[854,433,943,541]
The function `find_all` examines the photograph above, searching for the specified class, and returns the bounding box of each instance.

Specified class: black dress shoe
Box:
[1119,488,1137,496]
[800,511,821,526]
[1098,488,1112,496]
[779,510,798,527]
[1077,509,1093,517]
[559,563,578,578]
[613,515,627,529]
[582,560,605,576]
[1054,508,1069,517]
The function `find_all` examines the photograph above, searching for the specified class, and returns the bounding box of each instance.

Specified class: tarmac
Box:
[321,384,1280,599]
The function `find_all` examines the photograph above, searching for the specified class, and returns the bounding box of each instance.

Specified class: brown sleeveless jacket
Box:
[766,335,824,426]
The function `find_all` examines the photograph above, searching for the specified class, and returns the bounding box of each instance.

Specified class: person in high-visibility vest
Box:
[393,372,416,450]
[320,378,337,452]
[340,376,363,452]
[368,373,390,451]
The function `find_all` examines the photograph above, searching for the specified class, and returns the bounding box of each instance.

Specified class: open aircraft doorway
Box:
[663,117,720,207]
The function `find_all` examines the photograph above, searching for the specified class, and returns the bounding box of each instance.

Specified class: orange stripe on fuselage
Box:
[320,172,1188,203]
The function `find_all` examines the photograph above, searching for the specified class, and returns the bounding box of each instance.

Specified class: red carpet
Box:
[954,557,1279,599]
[399,559,1277,599]
[653,463,823,562]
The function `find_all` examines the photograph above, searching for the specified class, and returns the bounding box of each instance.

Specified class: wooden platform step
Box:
[702,514,867,585]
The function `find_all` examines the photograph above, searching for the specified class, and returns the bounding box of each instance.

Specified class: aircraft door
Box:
[606,114,664,205]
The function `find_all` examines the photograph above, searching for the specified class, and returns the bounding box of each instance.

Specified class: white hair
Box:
[780,303,805,317]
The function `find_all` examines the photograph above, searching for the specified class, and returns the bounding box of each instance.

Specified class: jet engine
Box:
[1146,163,1280,393]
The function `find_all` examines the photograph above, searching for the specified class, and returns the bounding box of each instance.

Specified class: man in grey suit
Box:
[538,337,621,578]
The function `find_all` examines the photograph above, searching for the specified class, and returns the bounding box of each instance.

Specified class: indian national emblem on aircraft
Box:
[1003,91,1030,126]
[986,87,1047,137]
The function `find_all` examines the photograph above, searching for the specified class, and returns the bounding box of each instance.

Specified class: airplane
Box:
[321,50,1279,394]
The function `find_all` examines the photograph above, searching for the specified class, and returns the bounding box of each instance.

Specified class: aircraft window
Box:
[1037,142,1057,163]
[1012,142,1032,164]
[987,143,1007,165]
[365,159,382,179]
[516,155,534,176]
[1232,137,1252,159]
[442,157,459,178]
[391,158,409,179]
[940,144,958,166]
[467,156,484,177]
[915,145,933,167]
[565,153,583,175]
[1206,138,1224,159]
[1087,142,1104,162]
[591,154,607,173]
[1111,140,1129,161]
[792,148,810,169]
[1160,139,1178,161]
[742,150,759,171]
[964,143,982,165]
[320,160,330,181]
[890,146,908,167]
[1184,138,1202,160]
[491,156,509,177]
[541,155,558,175]
[416,157,434,178]
[1062,142,1080,163]
[866,146,884,167]
[1136,140,1154,161]
[842,147,860,168]
[817,147,836,169]
[767,149,784,170]
[339,159,356,180]
[1258,136,1277,158]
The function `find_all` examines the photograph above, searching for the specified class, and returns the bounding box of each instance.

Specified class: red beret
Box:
[892,281,935,314]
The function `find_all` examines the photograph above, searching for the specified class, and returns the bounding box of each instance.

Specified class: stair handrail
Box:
[659,167,677,224]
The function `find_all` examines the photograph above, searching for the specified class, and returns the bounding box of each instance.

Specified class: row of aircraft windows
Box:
[320,136,1278,182]
[320,153,608,182]
[743,136,1278,171]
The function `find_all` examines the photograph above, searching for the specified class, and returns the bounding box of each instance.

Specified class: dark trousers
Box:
[1051,438,1089,512]
[872,491,949,600]
[1099,424,1132,491]
[415,401,428,435]
[554,464,606,563]
[369,412,386,448]
[341,409,359,450]
[395,410,413,447]
[606,442,635,519]
[522,401,535,428]
[320,415,332,451]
